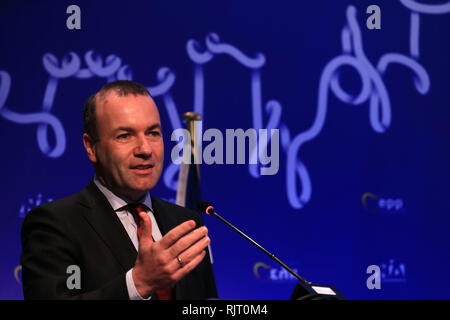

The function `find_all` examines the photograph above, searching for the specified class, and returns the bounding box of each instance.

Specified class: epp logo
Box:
[253,262,298,282]
[381,259,406,283]
[14,265,22,285]
[19,193,53,219]
[361,192,404,213]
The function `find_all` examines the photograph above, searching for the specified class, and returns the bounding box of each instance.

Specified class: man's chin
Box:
[131,182,157,194]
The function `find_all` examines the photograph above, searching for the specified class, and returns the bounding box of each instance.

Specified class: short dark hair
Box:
[83,80,151,142]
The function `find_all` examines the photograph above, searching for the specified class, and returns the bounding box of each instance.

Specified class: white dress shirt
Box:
[93,177,163,300]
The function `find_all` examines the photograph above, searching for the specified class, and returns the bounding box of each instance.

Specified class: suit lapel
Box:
[77,180,137,271]
[151,196,179,236]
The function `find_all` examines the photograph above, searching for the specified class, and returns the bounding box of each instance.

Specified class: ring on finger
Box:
[177,255,184,267]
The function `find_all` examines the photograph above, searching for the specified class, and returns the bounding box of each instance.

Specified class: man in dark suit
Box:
[20,81,217,300]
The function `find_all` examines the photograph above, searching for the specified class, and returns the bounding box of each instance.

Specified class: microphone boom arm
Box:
[210,210,311,285]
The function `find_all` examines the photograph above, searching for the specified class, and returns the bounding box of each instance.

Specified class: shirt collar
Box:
[93,176,153,212]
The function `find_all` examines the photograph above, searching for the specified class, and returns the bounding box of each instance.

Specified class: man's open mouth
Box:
[131,164,154,174]
[132,165,154,169]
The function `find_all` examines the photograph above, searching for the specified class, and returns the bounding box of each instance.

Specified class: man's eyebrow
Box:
[115,124,162,132]
[115,126,135,132]
[147,124,162,131]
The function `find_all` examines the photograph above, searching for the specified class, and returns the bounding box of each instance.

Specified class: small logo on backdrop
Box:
[14,265,22,285]
[253,262,299,282]
[361,192,405,213]
[19,193,53,218]
[381,259,406,283]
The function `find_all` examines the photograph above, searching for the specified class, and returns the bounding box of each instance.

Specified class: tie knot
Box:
[126,203,148,224]
[128,203,148,213]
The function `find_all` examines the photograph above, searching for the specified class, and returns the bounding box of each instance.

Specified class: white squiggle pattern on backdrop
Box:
[183,3,443,209]
[0,2,447,208]
[0,51,133,157]
[188,33,282,179]
[285,3,443,209]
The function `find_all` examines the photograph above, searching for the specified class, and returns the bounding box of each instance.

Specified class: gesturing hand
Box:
[132,212,210,298]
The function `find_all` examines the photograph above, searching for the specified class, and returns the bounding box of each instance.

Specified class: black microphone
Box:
[198,200,346,300]
[198,200,311,285]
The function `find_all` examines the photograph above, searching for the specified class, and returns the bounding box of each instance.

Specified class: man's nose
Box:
[134,136,152,158]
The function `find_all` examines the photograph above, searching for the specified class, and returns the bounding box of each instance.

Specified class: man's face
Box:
[84,92,164,201]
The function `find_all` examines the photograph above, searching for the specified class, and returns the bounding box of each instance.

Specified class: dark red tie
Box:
[127,203,174,300]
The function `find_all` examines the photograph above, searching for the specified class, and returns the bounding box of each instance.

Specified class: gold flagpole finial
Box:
[182,112,201,121]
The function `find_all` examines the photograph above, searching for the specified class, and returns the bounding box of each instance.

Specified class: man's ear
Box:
[83,133,97,163]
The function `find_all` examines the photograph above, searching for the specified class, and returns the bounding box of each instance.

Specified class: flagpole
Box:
[176,112,202,207]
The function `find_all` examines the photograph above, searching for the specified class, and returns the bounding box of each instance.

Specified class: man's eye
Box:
[149,131,161,137]
[117,134,129,139]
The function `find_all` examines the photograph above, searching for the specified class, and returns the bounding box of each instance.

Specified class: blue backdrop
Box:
[1,0,449,300]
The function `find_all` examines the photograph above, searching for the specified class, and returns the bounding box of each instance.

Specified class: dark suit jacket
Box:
[20,180,218,300]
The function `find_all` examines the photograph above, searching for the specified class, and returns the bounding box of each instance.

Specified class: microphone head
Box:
[198,200,214,215]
